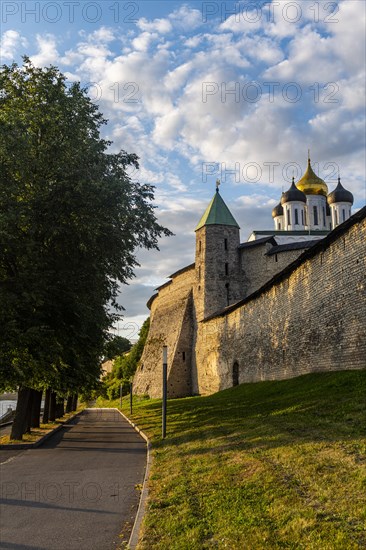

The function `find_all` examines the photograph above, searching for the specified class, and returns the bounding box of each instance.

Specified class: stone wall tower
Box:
[194,186,241,321]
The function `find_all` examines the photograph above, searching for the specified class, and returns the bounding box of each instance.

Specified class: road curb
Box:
[93,407,152,550]
[0,411,82,450]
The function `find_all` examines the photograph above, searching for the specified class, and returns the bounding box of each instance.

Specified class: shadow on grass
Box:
[133,370,366,453]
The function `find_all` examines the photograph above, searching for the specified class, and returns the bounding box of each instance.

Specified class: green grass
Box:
[97,370,366,549]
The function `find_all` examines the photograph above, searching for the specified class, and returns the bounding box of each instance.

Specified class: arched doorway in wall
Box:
[232,361,239,387]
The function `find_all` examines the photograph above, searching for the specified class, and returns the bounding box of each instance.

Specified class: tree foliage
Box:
[0,59,171,438]
[103,335,132,361]
[105,318,150,399]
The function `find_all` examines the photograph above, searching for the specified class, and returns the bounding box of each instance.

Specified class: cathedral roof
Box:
[272,201,284,218]
[195,189,240,231]
[296,157,328,196]
[327,177,354,205]
[239,236,277,249]
[281,178,306,204]
[266,240,316,256]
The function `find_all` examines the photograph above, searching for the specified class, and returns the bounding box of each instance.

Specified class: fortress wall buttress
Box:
[197,214,366,392]
[133,266,196,398]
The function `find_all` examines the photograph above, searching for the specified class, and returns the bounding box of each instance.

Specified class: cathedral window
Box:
[304,208,307,226]
[323,207,326,227]
[225,282,230,306]
[199,240,202,252]
[287,208,291,225]
[295,209,299,225]
[313,206,318,226]
[335,210,338,225]
[301,210,304,226]
[224,238,228,250]
[225,263,229,276]
[342,209,346,222]
[182,352,186,362]
[278,222,281,230]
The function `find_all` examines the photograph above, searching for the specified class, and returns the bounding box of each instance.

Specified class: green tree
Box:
[105,318,150,399]
[0,59,171,439]
[104,336,132,360]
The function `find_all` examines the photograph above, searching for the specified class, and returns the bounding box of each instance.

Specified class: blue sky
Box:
[1,0,365,339]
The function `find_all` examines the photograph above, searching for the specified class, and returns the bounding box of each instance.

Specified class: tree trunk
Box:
[66,394,73,413]
[25,390,34,433]
[49,391,56,421]
[72,394,78,411]
[30,389,42,428]
[59,398,65,417]
[11,387,31,440]
[55,399,64,419]
[43,388,51,424]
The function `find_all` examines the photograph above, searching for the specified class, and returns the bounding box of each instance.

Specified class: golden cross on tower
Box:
[216,178,221,191]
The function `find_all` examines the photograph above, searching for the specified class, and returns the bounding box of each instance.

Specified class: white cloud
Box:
[0,30,28,61]
[137,17,172,34]
[263,27,343,84]
[30,34,59,67]
[220,12,262,34]
[132,31,159,52]
[169,6,202,31]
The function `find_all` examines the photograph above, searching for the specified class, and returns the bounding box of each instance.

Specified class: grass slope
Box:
[98,370,366,549]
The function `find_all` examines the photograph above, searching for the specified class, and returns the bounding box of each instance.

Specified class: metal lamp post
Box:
[162,346,167,439]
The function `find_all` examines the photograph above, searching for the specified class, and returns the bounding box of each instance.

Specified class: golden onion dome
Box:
[296,158,328,196]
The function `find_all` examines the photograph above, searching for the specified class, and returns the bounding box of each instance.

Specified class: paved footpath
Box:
[0,409,147,550]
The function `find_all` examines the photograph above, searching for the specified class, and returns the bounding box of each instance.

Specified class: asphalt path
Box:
[0,408,147,550]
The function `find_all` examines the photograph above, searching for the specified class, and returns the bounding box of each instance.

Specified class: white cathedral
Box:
[266,156,354,243]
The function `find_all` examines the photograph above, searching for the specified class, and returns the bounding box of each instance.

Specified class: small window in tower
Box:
[335,210,338,225]
[225,282,230,306]
[278,222,281,230]
[182,351,186,362]
[224,238,228,250]
[295,209,299,225]
[342,209,346,222]
[323,207,326,227]
[301,210,304,226]
[225,263,229,276]
[199,240,202,252]
[313,206,318,226]
[287,208,291,225]
[304,208,307,226]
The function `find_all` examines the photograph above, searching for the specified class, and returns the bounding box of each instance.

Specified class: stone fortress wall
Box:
[133,208,366,398]
[196,210,366,394]
[133,265,196,398]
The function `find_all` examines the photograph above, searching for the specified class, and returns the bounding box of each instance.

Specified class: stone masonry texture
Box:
[133,209,366,398]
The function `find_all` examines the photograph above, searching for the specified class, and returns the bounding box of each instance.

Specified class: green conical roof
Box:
[195,190,240,231]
